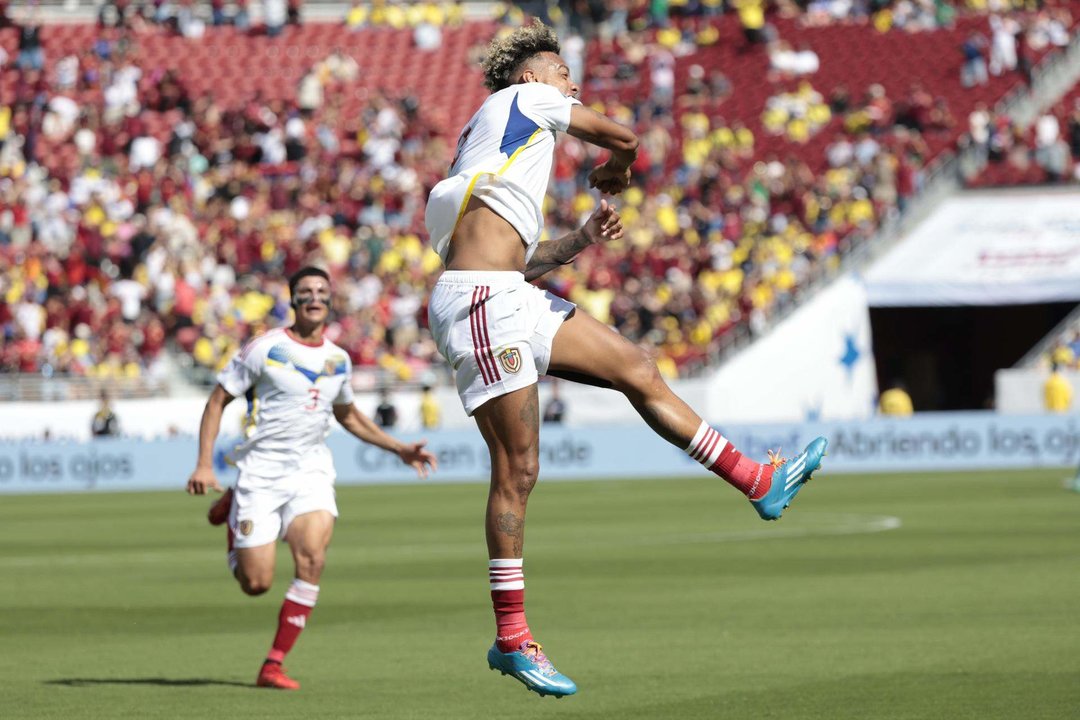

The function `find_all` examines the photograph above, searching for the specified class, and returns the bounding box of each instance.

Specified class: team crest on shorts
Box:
[498,347,522,374]
[239,520,254,537]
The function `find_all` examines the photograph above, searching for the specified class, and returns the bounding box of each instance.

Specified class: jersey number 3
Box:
[306,387,320,410]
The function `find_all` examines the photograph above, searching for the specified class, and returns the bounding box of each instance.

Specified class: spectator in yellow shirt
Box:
[1050,343,1075,368]
[1044,363,1073,413]
[420,384,441,429]
[879,381,914,417]
[734,0,767,44]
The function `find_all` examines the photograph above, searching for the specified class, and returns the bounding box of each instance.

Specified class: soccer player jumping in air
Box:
[424,21,828,698]
[186,267,438,690]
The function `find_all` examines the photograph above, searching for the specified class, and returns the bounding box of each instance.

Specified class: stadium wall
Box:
[996,367,1080,414]
[704,275,877,423]
[3,411,1079,494]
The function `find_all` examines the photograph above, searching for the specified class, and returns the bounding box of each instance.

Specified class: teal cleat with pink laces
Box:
[751,437,828,521]
[487,640,577,698]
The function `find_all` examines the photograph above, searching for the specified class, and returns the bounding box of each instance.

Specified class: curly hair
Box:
[481,19,562,92]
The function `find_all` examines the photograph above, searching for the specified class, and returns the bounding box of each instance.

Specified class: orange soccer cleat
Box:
[207,487,234,526]
[256,662,300,690]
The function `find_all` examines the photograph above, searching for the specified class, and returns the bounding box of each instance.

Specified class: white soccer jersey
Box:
[216,327,355,478]
[425,82,581,263]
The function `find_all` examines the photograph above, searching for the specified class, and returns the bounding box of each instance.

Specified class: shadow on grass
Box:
[45,677,254,689]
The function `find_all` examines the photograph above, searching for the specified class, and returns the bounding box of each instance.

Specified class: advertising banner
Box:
[3,412,1080,494]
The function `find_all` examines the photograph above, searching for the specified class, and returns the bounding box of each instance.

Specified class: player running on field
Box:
[424,21,828,698]
[185,266,438,691]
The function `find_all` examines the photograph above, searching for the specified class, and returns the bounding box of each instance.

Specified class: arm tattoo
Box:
[524,229,592,282]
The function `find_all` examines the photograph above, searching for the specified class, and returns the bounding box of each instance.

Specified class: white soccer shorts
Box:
[428,270,575,415]
[228,468,339,549]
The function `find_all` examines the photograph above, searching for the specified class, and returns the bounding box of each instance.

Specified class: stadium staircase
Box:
[963,34,1080,187]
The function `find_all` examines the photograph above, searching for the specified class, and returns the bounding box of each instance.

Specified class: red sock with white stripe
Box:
[685,421,773,500]
[265,579,319,665]
[490,559,532,653]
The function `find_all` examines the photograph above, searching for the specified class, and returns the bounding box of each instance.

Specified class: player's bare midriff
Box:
[444,196,527,272]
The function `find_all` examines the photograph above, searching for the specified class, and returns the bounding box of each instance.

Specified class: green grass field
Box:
[2,469,1078,719]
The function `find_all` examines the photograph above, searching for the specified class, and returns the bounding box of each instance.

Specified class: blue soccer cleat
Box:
[751,436,828,521]
[487,640,577,698]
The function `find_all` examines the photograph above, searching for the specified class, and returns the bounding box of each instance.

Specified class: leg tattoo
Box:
[519,388,539,433]
[497,511,525,556]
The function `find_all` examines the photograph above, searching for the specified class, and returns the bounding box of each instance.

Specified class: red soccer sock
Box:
[489,559,532,652]
[685,421,774,500]
[266,579,319,664]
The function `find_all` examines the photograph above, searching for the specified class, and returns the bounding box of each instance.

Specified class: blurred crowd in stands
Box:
[0,0,1077,396]
[963,95,1080,185]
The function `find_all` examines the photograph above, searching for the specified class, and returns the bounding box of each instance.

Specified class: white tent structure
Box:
[865,189,1080,307]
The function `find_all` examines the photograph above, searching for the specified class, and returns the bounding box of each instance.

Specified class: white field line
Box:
[0,514,901,569]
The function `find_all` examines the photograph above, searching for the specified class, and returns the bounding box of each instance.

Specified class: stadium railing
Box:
[0,375,168,402]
